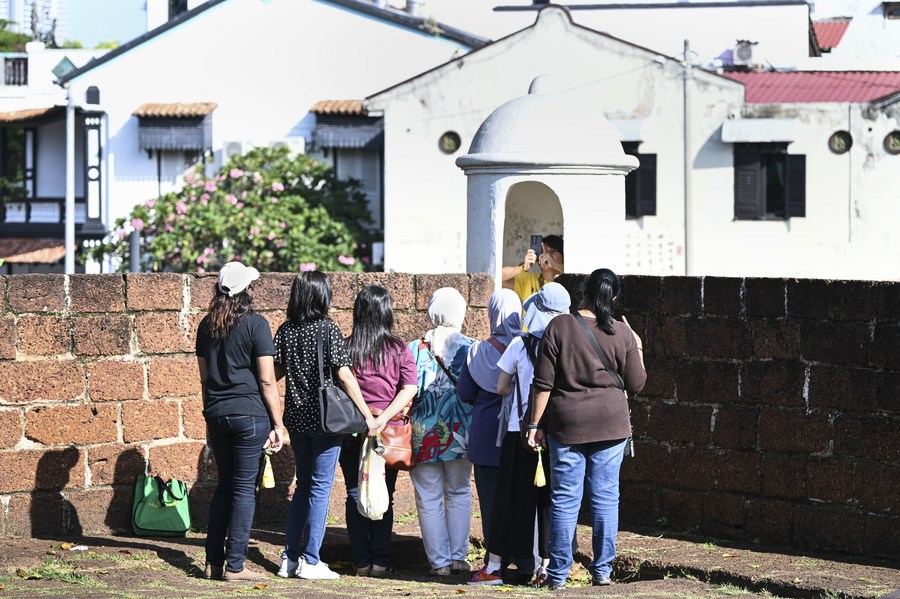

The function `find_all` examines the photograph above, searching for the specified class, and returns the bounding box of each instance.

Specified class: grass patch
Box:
[702,542,717,551]
[15,558,105,588]
[395,509,418,524]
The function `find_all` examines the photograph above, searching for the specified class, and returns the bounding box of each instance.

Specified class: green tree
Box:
[0,19,31,51]
[88,146,375,273]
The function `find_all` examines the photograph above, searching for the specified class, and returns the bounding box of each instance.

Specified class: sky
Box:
[67,0,146,47]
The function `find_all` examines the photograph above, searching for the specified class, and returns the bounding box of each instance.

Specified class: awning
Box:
[133,102,217,118]
[721,118,796,143]
[315,125,383,149]
[0,238,66,263]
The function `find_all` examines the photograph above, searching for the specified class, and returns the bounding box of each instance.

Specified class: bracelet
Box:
[526,423,541,430]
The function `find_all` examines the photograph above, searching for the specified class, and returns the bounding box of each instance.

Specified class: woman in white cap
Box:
[195,261,284,581]
[468,283,571,586]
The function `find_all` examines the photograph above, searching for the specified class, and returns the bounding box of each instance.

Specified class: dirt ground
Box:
[0,519,897,599]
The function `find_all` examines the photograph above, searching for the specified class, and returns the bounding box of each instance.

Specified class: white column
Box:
[64,87,75,274]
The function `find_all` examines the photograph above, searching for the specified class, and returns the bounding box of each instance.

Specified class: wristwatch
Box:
[526,424,540,430]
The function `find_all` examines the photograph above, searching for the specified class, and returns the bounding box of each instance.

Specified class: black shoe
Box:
[592,575,612,586]
[539,579,567,590]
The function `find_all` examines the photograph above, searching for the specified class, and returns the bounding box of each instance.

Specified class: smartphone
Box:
[530,235,543,256]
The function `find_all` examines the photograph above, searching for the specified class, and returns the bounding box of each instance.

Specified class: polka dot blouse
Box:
[274,318,351,433]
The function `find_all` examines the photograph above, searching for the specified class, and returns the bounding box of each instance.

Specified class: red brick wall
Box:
[0,272,897,561]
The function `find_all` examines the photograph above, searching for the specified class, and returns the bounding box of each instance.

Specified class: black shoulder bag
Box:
[573,313,635,458]
[316,322,367,435]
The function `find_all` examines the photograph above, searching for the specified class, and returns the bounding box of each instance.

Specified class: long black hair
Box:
[347,285,404,370]
[206,286,253,338]
[287,271,332,325]
[582,268,619,335]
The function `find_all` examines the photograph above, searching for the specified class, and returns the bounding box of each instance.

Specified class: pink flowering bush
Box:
[88,146,373,272]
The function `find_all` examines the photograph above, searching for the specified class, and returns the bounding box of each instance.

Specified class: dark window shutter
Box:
[734,147,761,220]
[785,154,806,218]
[623,143,638,218]
[637,153,657,217]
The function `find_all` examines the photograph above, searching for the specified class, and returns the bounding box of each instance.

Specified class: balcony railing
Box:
[3,55,28,86]
[0,196,107,239]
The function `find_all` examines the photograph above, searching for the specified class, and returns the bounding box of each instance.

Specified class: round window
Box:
[828,131,853,154]
[438,131,461,154]
[884,130,900,155]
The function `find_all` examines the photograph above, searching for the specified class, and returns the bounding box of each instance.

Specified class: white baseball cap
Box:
[217,261,260,297]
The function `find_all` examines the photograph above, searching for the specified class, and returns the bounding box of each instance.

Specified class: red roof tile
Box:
[0,106,60,123]
[0,238,67,263]
[813,19,851,51]
[133,102,217,118]
[309,100,366,116]
[723,71,900,104]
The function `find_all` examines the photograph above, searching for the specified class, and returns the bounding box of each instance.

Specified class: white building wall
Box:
[65,0,472,225]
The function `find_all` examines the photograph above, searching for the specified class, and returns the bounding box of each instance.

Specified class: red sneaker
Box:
[467,566,503,586]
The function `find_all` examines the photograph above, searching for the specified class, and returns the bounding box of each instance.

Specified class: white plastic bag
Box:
[357,436,389,521]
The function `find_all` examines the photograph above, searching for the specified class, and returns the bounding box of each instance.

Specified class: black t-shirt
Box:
[195,312,276,419]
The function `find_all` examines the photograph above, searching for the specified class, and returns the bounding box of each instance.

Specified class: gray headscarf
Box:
[423,287,467,362]
[466,289,522,393]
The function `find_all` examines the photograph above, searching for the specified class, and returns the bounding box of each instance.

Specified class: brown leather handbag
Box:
[370,408,415,471]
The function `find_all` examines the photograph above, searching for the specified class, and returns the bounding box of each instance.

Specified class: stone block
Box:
[148,356,201,398]
[675,360,739,404]
[807,365,878,412]
[329,271,359,310]
[794,504,864,554]
[359,272,414,310]
[0,447,83,492]
[834,414,900,461]
[618,276,661,314]
[646,316,685,359]
[873,324,900,369]
[148,442,206,482]
[619,482,662,523]
[468,273,493,308]
[415,274,469,310]
[877,370,900,414]
[73,315,132,356]
[759,409,830,454]
[0,316,14,359]
[640,357,675,398]
[761,454,806,499]
[620,442,676,486]
[88,444,146,486]
[827,280,876,322]
[462,308,489,340]
[68,274,125,312]
[875,281,900,322]
[854,462,900,513]
[629,400,650,440]
[25,403,118,445]
[799,320,871,367]
[0,409,22,448]
[87,359,145,401]
[646,402,712,446]
[702,277,742,317]
[67,488,125,535]
[182,398,207,440]
[740,360,806,407]
[188,273,218,309]
[684,317,752,359]
[715,451,761,493]
[702,493,745,540]
[864,514,900,560]
[0,360,84,403]
[711,406,758,451]
[122,399,180,443]
[394,310,429,344]
[744,278,786,318]
[6,492,70,538]
[660,277,701,315]
[0,276,6,314]
[16,315,70,355]
[554,273,586,311]
[786,279,830,319]
[126,273,184,311]
[7,274,65,313]
[745,498,793,546]
[751,318,800,360]
[330,310,353,337]
[673,447,716,490]
[252,272,295,310]
[136,312,192,354]
[661,489,703,529]
[806,458,853,503]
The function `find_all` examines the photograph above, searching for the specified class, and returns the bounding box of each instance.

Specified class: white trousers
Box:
[410,458,473,569]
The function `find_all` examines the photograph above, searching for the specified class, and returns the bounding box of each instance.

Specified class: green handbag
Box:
[132,474,191,537]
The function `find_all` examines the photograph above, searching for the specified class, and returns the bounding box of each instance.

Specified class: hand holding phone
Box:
[530,235,543,257]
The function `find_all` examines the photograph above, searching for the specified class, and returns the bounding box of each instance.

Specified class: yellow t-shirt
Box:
[513,272,543,305]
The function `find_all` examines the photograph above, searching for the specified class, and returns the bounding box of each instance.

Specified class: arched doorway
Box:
[503,181,563,267]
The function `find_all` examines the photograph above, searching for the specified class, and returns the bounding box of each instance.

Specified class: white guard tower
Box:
[456,76,639,287]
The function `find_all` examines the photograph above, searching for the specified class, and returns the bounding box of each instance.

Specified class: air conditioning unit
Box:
[269,137,306,155]
[733,40,758,66]
[221,140,257,165]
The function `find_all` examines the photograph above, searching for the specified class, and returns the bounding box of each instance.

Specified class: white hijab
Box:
[423,287,467,362]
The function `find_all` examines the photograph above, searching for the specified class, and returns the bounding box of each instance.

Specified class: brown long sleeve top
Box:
[533,313,647,445]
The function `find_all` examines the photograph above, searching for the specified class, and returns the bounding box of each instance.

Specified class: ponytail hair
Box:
[206,286,253,338]
[582,268,619,335]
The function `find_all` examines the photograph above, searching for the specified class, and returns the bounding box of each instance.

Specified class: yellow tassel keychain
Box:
[534,446,547,487]
[262,450,275,489]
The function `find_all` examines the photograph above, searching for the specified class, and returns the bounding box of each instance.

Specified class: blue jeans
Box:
[546,435,627,584]
[283,431,343,565]
[205,414,269,573]
[339,435,398,568]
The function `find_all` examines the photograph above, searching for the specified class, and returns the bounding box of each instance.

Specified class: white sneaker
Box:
[299,558,340,580]
[277,557,299,578]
